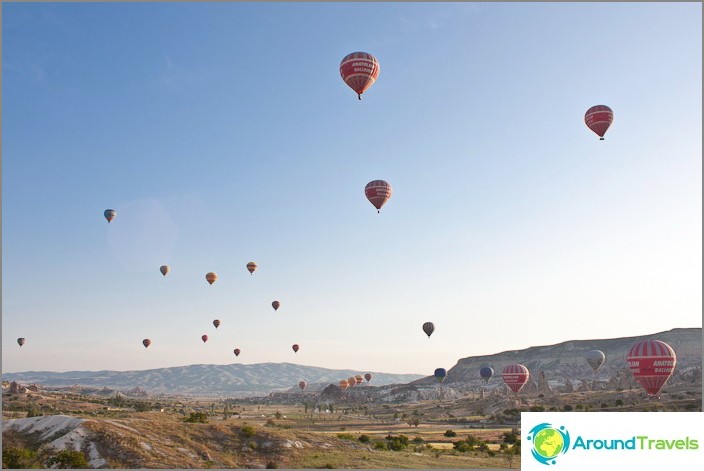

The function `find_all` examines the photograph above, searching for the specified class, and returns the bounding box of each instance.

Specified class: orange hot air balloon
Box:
[142,339,152,348]
[354,375,364,385]
[213,319,221,328]
[292,344,299,353]
[339,380,349,390]
[502,364,529,393]
[364,373,372,382]
[247,262,257,275]
[340,51,380,100]
[272,300,281,311]
[205,272,218,285]
[201,335,208,343]
[160,265,170,276]
[584,105,614,140]
[365,180,392,213]
[234,348,241,357]
[104,209,117,223]
[627,339,676,397]
[347,376,356,387]
[299,380,307,390]
[17,338,26,347]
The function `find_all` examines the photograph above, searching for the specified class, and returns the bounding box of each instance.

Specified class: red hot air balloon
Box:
[364,373,372,382]
[340,52,380,100]
[17,338,26,347]
[160,265,170,276]
[213,319,221,329]
[272,301,281,311]
[584,105,614,140]
[201,335,208,343]
[339,380,349,390]
[205,272,218,285]
[234,348,241,357]
[142,339,151,348]
[292,344,299,353]
[247,262,257,275]
[365,180,392,213]
[627,339,676,397]
[502,364,529,393]
[299,380,307,390]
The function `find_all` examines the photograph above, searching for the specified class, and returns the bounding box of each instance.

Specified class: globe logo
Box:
[527,423,570,465]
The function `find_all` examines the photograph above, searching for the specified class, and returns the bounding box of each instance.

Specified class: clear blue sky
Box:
[3,2,701,375]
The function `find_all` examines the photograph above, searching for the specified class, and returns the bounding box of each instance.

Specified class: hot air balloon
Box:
[160,265,170,276]
[234,348,241,357]
[364,373,372,382]
[205,272,218,285]
[348,376,356,387]
[272,300,281,311]
[479,366,494,383]
[292,344,299,353]
[339,51,380,100]
[104,209,117,223]
[213,319,221,329]
[627,339,676,397]
[585,350,606,373]
[143,339,151,348]
[365,180,392,213]
[17,338,25,347]
[584,105,613,140]
[502,364,529,393]
[299,381,307,391]
[422,322,435,338]
[339,380,349,390]
[354,374,364,385]
[201,335,208,343]
[434,368,447,383]
[247,262,257,275]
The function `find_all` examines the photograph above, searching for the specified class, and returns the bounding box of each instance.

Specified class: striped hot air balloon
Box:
[584,105,614,140]
[205,272,218,285]
[142,339,151,348]
[104,209,117,223]
[339,380,349,390]
[502,364,529,393]
[365,180,392,213]
[340,52,380,100]
[627,339,676,397]
[160,265,170,276]
[247,262,257,275]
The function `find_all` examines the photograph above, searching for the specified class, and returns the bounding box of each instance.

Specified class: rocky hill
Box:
[1,363,423,397]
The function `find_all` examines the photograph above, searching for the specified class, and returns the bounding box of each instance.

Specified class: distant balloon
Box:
[339,380,349,390]
[292,344,299,353]
[205,272,218,285]
[627,339,676,397]
[17,338,26,347]
[479,366,494,383]
[299,380,307,391]
[502,364,529,393]
[422,322,435,338]
[584,105,614,140]
[104,209,117,223]
[247,262,258,275]
[213,319,221,329]
[434,368,447,383]
[160,265,170,277]
[365,180,392,213]
[364,373,372,382]
[272,301,281,311]
[585,350,606,373]
[201,335,208,343]
[348,376,356,387]
[354,374,364,385]
[340,51,380,100]
[142,339,151,348]
[234,348,241,357]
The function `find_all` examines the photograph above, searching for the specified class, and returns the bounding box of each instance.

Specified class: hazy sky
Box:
[3,2,701,375]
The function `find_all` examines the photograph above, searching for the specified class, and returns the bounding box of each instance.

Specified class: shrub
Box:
[2,447,40,469]
[444,430,457,437]
[266,461,278,469]
[241,424,256,437]
[412,436,424,444]
[358,435,370,443]
[374,441,388,450]
[615,399,624,407]
[337,433,355,440]
[46,450,89,469]
[265,419,276,427]
[529,405,545,412]
[562,405,573,412]
[184,412,208,423]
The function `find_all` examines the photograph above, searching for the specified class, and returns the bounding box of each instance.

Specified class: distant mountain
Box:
[1,362,424,397]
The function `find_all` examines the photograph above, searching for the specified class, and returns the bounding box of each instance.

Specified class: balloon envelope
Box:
[272,301,281,311]
[201,335,208,343]
[585,350,606,372]
[347,376,356,387]
[247,262,257,274]
[584,105,614,140]
[292,344,299,353]
[627,339,676,396]
[104,209,117,223]
[365,180,392,212]
[434,368,447,382]
[299,381,307,390]
[143,339,151,348]
[160,265,170,276]
[205,272,218,285]
[17,338,25,347]
[340,51,380,99]
[213,319,221,328]
[339,380,349,390]
[502,364,529,393]
[354,374,364,385]
[364,373,372,382]
[479,366,494,383]
[234,348,241,357]
[422,322,435,338]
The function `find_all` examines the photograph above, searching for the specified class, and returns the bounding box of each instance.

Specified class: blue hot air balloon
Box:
[434,368,447,383]
[480,366,494,383]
